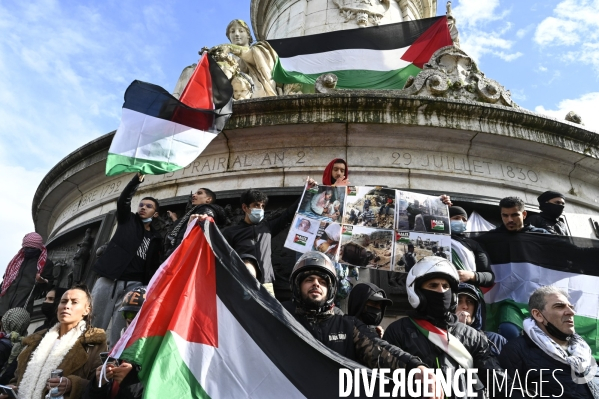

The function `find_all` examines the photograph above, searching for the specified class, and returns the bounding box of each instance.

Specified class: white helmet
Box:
[406,256,459,313]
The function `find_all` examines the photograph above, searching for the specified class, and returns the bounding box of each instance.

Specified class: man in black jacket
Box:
[347,282,392,338]
[493,196,550,234]
[289,251,442,398]
[499,286,599,398]
[223,184,315,295]
[383,256,510,398]
[91,173,162,348]
[525,191,569,235]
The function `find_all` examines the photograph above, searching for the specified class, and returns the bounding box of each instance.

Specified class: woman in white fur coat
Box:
[2,284,107,399]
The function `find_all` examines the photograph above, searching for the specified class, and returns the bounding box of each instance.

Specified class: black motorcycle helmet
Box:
[290,251,337,313]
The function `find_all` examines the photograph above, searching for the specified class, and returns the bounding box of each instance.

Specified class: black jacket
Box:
[384,313,510,397]
[451,234,494,287]
[222,199,299,284]
[93,175,162,284]
[492,224,550,234]
[347,282,390,327]
[499,334,598,398]
[525,212,569,236]
[292,310,425,370]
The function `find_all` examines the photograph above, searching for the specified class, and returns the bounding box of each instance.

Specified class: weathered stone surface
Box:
[403,46,515,107]
[315,73,338,93]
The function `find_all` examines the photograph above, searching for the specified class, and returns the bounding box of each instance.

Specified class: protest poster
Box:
[339,225,394,270]
[343,186,395,229]
[297,185,345,223]
[284,215,322,252]
[393,232,452,270]
[395,190,450,234]
[311,221,342,260]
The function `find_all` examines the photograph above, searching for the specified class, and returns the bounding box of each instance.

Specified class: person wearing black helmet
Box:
[289,251,443,398]
[383,256,510,398]
[84,286,146,399]
[347,283,392,338]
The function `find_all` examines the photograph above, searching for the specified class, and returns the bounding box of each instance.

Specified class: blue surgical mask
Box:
[450,220,467,234]
[247,208,264,224]
[141,217,153,223]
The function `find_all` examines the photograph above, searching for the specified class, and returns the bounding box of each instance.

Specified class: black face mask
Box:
[361,306,382,325]
[540,202,564,219]
[541,313,572,341]
[41,302,55,320]
[420,289,453,319]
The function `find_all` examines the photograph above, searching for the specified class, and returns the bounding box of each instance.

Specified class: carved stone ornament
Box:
[333,0,390,27]
[565,111,584,125]
[402,46,517,108]
[315,73,338,94]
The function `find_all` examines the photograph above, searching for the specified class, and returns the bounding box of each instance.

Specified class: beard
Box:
[301,293,327,310]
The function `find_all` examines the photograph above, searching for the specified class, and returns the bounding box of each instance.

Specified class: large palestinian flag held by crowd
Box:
[270,16,452,90]
[105,53,233,176]
[474,232,599,359]
[110,220,389,398]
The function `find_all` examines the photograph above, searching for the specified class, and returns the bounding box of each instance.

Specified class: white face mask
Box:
[141,217,153,223]
[247,208,264,224]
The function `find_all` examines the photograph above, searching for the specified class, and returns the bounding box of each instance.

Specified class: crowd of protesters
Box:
[0,157,592,398]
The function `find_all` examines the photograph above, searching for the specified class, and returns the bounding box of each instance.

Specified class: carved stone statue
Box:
[231,72,255,100]
[402,45,516,107]
[72,228,93,284]
[333,0,390,27]
[446,1,460,47]
[315,73,338,94]
[565,111,584,125]
[53,259,72,289]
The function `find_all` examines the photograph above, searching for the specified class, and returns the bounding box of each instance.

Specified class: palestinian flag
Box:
[473,232,599,359]
[110,220,386,398]
[409,318,473,369]
[105,53,233,176]
[270,16,452,90]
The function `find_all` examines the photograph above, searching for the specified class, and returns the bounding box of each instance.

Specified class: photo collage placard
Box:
[285,185,452,271]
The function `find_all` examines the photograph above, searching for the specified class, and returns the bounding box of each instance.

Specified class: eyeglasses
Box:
[138,203,155,209]
[123,311,138,321]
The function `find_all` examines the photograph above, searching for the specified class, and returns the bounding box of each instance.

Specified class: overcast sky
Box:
[0,0,598,274]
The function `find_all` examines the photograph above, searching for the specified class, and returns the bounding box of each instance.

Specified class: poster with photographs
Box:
[395,190,450,234]
[339,225,394,270]
[297,185,345,223]
[311,221,341,260]
[392,232,452,270]
[343,186,395,229]
[284,215,322,253]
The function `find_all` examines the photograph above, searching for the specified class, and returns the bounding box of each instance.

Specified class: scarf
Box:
[167,205,202,246]
[451,238,476,272]
[523,318,597,384]
[410,317,474,369]
[1,233,47,296]
[18,321,86,399]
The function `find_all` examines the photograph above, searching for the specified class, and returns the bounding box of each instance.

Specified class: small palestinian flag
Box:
[105,53,233,176]
[431,219,445,231]
[110,220,385,398]
[270,16,452,90]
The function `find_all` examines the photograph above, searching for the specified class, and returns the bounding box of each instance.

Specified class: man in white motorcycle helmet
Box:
[289,251,443,398]
[383,256,511,398]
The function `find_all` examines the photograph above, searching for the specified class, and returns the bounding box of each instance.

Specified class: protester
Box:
[449,206,494,287]
[34,288,66,333]
[383,256,510,397]
[322,158,349,186]
[164,187,225,259]
[84,287,146,399]
[347,283,392,338]
[223,183,315,295]
[91,173,162,348]
[0,308,30,370]
[289,251,442,398]
[493,196,550,233]
[2,285,106,399]
[499,286,599,398]
[0,232,53,316]
[525,191,569,235]
[455,283,506,355]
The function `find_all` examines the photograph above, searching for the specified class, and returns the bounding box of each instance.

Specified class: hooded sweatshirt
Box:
[457,283,506,355]
[347,283,389,327]
[322,159,348,186]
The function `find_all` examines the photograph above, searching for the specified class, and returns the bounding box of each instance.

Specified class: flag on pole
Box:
[110,220,383,398]
[473,232,599,359]
[105,53,233,176]
[270,16,452,90]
